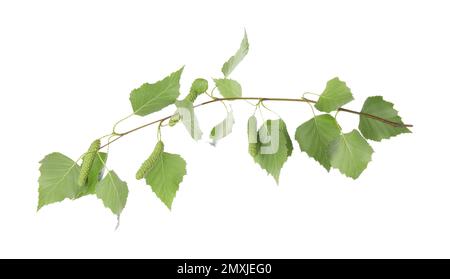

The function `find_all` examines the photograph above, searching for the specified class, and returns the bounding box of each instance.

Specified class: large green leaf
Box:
[77,152,108,197]
[96,171,128,216]
[295,114,341,171]
[37,152,81,210]
[175,100,202,140]
[315,77,354,112]
[210,111,235,143]
[221,31,249,77]
[145,152,187,209]
[214,79,242,98]
[329,130,374,179]
[359,96,411,141]
[252,119,293,183]
[129,67,184,116]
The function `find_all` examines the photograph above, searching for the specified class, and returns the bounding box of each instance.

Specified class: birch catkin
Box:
[78,139,101,186]
[135,141,164,180]
[247,115,259,157]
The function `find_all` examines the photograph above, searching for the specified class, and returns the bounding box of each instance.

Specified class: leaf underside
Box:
[221,31,249,77]
[210,111,235,143]
[175,100,203,140]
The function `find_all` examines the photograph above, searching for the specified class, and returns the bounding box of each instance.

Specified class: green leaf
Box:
[295,114,341,171]
[252,119,293,183]
[210,111,235,143]
[129,67,184,116]
[175,100,202,140]
[77,152,108,198]
[221,31,249,77]
[96,171,128,216]
[315,77,354,112]
[214,79,242,98]
[37,153,81,210]
[359,96,411,141]
[145,152,187,209]
[329,130,374,179]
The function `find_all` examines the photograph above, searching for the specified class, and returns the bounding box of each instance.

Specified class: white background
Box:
[1,0,449,258]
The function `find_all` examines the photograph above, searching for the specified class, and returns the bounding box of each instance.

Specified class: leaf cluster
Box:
[37,32,411,225]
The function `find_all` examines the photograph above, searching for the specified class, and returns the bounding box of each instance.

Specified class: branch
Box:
[100,96,413,149]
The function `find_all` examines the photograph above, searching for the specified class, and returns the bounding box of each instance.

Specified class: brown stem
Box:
[100,97,412,149]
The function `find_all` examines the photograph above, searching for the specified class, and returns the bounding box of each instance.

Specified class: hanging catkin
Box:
[78,139,101,186]
[135,141,164,180]
[183,78,208,103]
[169,113,181,127]
[247,116,259,157]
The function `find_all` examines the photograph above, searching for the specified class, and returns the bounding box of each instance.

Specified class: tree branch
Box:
[100,96,413,149]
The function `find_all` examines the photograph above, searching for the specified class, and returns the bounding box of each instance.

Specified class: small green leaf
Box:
[252,119,293,183]
[175,100,202,140]
[295,114,341,171]
[130,67,184,116]
[77,152,108,198]
[145,152,187,209]
[329,130,374,179]
[359,96,411,141]
[210,111,235,143]
[37,153,81,210]
[221,31,249,77]
[96,171,128,216]
[214,79,242,98]
[315,77,354,112]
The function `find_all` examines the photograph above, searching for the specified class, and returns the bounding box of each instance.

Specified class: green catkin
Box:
[247,116,259,157]
[183,78,208,103]
[169,78,209,127]
[78,139,101,186]
[169,113,181,127]
[248,142,258,157]
[135,141,164,180]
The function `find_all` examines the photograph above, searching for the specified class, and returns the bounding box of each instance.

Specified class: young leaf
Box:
[96,171,128,216]
[315,77,354,112]
[129,67,184,116]
[175,99,202,140]
[210,111,235,143]
[295,114,341,171]
[221,31,249,77]
[145,152,187,210]
[252,119,293,183]
[214,79,242,98]
[37,153,81,210]
[77,152,108,197]
[359,96,411,141]
[329,130,374,179]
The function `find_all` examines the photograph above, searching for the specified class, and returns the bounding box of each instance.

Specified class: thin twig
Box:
[100,97,413,150]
